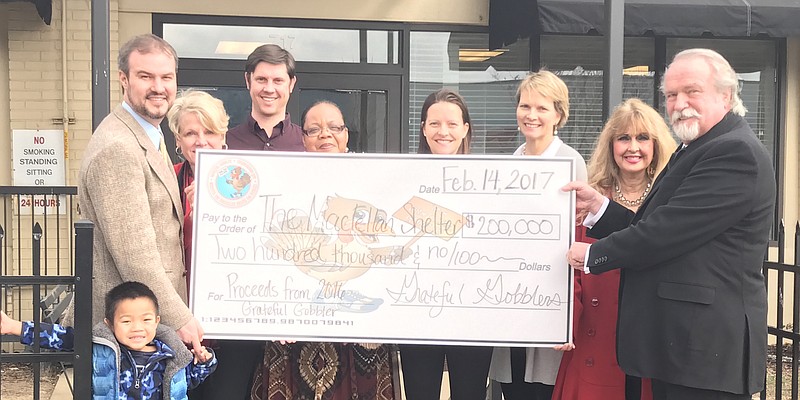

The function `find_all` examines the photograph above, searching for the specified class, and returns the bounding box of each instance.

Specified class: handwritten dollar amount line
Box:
[462,213,561,240]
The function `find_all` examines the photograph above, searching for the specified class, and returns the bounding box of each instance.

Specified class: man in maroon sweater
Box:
[191,44,305,400]
[226,44,305,152]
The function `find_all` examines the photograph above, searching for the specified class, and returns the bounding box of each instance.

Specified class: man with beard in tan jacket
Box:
[76,33,203,354]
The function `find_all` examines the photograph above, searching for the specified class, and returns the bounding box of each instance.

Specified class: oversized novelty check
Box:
[190,151,575,347]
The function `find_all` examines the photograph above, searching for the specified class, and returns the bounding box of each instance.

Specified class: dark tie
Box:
[666,145,685,170]
[650,144,685,192]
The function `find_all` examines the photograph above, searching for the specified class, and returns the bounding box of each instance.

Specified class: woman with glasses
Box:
[299,101,350,153]
[250,101,397,400]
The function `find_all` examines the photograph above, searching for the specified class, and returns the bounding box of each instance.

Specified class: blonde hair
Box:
[587,98,677,193]
[516,69,570,129]
[167,90,230,140]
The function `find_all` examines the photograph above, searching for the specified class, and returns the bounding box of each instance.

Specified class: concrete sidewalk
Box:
[48,367,462,399]
[49,367,72,400]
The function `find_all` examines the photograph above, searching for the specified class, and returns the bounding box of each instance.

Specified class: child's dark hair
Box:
[104,281,160,321]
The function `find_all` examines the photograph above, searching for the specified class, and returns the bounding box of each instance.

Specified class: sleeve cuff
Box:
[583,244,592,274]
[20,321,34,345]
[582,197,610,228]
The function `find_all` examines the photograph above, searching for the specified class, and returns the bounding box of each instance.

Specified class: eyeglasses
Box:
[303,124,346,138]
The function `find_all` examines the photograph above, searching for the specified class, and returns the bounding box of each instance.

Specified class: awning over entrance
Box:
[0,0,52,25]
[490,0,800,48]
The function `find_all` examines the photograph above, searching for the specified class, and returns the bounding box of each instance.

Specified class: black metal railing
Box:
[0,186,92,399]
[0,220,93,399]
[762,220,800,400]
[0,186,78,311]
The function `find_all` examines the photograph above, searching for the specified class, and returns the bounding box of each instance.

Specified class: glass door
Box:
[288,74,402,153]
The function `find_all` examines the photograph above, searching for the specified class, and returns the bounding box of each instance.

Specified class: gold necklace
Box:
[613,180,652,207]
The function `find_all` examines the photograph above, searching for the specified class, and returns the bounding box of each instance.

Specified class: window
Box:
[409,31,530,154]
[537,36,778,162]
[666,39,777,161]
[163,23,400,64]
[540,36,656,159]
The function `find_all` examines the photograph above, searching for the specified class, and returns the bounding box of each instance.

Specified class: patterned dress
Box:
[250,342,395,400]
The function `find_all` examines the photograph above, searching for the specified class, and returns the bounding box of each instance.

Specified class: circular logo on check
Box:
[208,158,259,208]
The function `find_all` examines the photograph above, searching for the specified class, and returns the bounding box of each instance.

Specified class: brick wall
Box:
[8,0,119,186]
[2,0,120,352]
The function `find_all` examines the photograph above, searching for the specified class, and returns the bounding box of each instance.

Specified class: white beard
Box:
[670,109,701,143]
[672,120,700,142]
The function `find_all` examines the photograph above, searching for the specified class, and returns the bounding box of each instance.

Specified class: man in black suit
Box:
[563,48,775,399]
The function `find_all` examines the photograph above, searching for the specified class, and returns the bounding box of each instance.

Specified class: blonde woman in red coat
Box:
[552,99,675,400]
[167,90,230,292]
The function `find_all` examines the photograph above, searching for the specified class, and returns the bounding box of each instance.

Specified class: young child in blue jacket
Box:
[0,281,216,399]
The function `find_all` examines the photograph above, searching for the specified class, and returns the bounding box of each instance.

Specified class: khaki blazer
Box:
[78,104,191,329]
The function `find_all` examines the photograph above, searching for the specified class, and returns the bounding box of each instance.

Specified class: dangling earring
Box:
[648,165,655,177]
[222,143,228,150]
[175,146,182,155]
